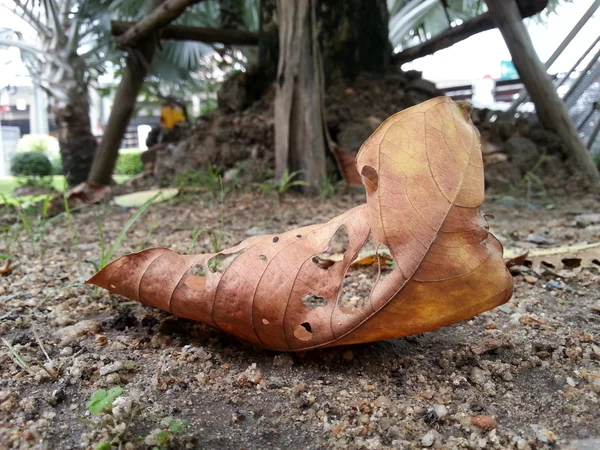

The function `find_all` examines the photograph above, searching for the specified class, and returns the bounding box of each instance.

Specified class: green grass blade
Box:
[104,191,161,265]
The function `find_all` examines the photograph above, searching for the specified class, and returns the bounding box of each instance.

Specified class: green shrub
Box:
[115,149,144,175]
[51,154,63,175]
[11,151,53,179]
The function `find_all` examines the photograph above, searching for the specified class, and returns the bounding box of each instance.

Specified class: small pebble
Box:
[433,404,448,419]
[421,430,436,447]
[471,415,497,430]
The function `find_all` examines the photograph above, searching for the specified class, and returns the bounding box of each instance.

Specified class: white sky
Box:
[1,0,599,88]
[403,0,600,84]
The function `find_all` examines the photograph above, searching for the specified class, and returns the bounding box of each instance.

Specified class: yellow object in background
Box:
[160,105,186,129]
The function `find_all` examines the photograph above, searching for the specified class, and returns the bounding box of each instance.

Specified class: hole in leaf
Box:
[273,236,279,243]
[259,254,268,261]
[541,261,555,270]
[206,250,244,273]
[301,293,328,309]
[296,234,302,239]
[561,258,581,269]
[191,264,206,277]
[185,264,207,291]
[312,225,350,270]
[361,166,378,194]
[593,259,600,266]
[262,318,270,325]
[294,322,313,341]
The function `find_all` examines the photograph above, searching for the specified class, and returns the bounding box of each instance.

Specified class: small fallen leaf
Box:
[87,97,513,351]
[67,182,111,207]
[113,188,179,208]
[504,242,600,272]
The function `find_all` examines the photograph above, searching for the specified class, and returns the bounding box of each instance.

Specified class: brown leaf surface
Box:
[87,97,513,351]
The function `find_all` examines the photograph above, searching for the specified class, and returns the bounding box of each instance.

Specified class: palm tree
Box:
[0,0,251,186]
[0,0,111,185]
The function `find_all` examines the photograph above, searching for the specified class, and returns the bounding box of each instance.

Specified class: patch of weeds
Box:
[147,418,189,450]
[318,174,339,200]
[510,154,549,204]
[260,169,308,195]
[189,178,226,254]
[80,386,137,450]
[175,165,226,198]
[92,191,160,272]
[16,194,52,256]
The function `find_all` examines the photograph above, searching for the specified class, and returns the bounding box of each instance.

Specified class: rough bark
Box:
[274,0,327,190]
[54,93,97,186]
[318,0,390,81]
[111,21,259,45]
[485,0,599,185]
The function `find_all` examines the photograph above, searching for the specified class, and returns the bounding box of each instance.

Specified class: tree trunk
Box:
[317,0,390,82]
[258,0,279,82]
[88,0,167,186]
[54,92,97,186]
[274,0,327,190]
[87,39,156,186]
[485,0,600,185]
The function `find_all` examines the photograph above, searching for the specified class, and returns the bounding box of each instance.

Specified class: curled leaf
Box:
[87,97,513,351]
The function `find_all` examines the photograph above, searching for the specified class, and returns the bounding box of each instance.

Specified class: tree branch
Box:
[8,0,51,38]
[391,0,547,65]
[115,0,205,49]
[0,38,44,57]
[111,20,259,45]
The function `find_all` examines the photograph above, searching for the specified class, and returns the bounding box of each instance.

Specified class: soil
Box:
[0,188,599,450]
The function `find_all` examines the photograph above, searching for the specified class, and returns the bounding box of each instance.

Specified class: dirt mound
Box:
[151,70,444,180]
[148,70,581,195]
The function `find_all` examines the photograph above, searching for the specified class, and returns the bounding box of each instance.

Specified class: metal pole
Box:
[587,113,600,150]
[556,35,600,90]
[563,46,600,103]
[507,0,600,113]
[577,102,599,131]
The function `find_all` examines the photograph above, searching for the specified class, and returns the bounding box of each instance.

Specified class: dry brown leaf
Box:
[87,97,513,351]
[504,242,600,272]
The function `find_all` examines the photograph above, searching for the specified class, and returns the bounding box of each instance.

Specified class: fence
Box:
[0,126,21,177]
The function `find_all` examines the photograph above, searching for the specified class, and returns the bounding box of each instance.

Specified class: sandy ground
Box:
[0,189,599,450]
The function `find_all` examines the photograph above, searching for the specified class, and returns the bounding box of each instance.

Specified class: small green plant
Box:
[16,194,53,256]
[260,169,308,195]
[87,387,123,414]
[115,149,144,176]
[11,151,53,187]
[277,169,307,193]
[318,174,338,200]
[175,165,224,198]
[188,177,226,254]
[511,154,548,203]
[148,418,189,450]
[92,191,159,272]
[82,386,136,450]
